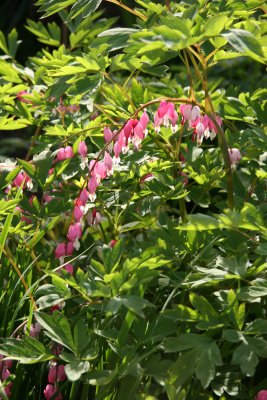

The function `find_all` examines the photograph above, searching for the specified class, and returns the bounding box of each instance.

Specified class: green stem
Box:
[207,112,234,209]
[70,381,79,400]
[175,124,184,161]
[25,125,41,161]
[81,383,90,400]
[178,198,188,224]
[182,49,195,101]
[187,47,234,209]
[175,124,188,223]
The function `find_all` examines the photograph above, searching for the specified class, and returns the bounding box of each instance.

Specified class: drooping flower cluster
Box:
[53,111,150,272]
[154,101,178,133]
[0,355,13,399]
[51,100,240,287]
[180,104,223,144]
[44,362,66,400]
[87,111,149,201]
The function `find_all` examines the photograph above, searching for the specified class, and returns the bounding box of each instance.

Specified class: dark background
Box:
[0,0,133,62]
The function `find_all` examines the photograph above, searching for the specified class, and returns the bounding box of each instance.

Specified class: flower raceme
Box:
[53,101,224,274]
[191,114,222,144]
[180,104,200,126]
[48,363,66,384]
[44,361,66,399]
[179,104,222,144]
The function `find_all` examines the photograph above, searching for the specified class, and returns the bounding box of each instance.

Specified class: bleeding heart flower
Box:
[256,390,267,400]
[78,141,88,157]
[67,223,82,250]
[56,146,74,161]
[154,101,178,132]
[228,148,241,165]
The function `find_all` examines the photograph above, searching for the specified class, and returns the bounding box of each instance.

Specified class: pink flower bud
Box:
[154,101,177,131]
[90,160,107,183]
[104,127,113,143]
[43,193,52,203]
[140,110,149,129]
[55,243,66,259]
[180,171,188,186]
[56,148,66,161]
[74,206,84,222]
[109,240,117,248]
[5,382,12,398]
[118,131,128,153]
[113,141,122,162]
[57,365,67,382]
[30,322,42,337]
[13,173,24,187]
[55,242,74,260]
[13,172,31,189]
[48,366,57,384]
[63,263,74,275]
[157,101,168,118]
[2,367,10,381]
[78,141,87,157]
[180,104,192,121]
[65,146,74,159]
[190,106,200,121]
[67,223,82,243]
[66,242,74,256]
[50,301,65,312]
[256,390,267,400]
[207,115,222,138]
[104,151,113,176]
[228,148,241,165]
[134,123,145,140]
[51,345,63,356]
[79,188,89,205]
[88,176,98,202]
[195,121,205,136]
[56,146,74,161]
[55,243,66,258]
[44,384,62,400]
[124,122,133,139]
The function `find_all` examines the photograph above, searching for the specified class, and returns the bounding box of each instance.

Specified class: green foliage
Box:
[0,0,266,399]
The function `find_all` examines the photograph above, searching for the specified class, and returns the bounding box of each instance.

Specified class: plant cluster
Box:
[0,0,266,399]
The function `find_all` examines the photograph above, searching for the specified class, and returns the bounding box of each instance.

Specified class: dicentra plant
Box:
[0,0,266,399]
